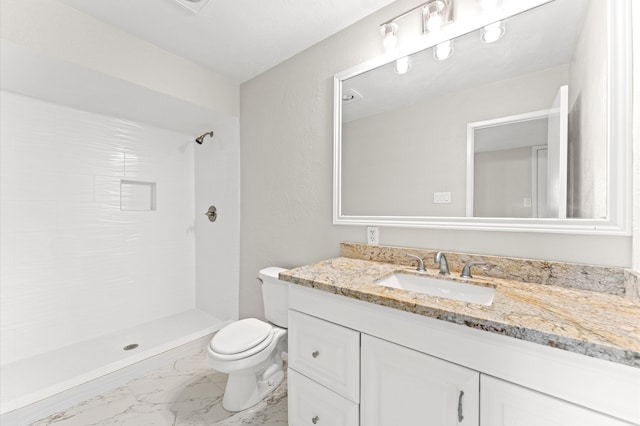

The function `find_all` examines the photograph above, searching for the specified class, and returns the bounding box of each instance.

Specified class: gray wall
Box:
[474,147,533,218]
[240,0,632,320]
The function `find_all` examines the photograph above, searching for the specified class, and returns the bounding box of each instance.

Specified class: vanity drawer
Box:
[289,310,360,402]
[288,368,359,426]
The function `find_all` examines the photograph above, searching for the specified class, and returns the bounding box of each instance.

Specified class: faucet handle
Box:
[461,262,486,279]
[406,254,426,272]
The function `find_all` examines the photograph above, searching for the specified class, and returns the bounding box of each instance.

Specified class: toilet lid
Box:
[210,318,273,355]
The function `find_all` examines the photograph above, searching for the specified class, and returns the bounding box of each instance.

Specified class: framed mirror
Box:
[333,0,632,234]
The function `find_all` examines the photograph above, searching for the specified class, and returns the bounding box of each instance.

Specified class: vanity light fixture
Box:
[423,0,454,33]
[380,0,455,52]
[433,40,454,60]
[481,21,505,43]
[394,56,412,74]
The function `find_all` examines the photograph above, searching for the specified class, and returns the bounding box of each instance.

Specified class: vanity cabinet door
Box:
[361,334,479,426]
[480,375,630,426]
[288,368,359,426]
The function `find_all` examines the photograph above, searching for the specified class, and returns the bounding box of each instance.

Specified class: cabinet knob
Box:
[312,350,320,358]
[312,415,319,424]
[204,205,217,222]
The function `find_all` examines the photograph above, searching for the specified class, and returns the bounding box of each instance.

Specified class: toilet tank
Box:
[259,267,289,328]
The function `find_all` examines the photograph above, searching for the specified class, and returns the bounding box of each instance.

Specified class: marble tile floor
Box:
[30,351,288,425]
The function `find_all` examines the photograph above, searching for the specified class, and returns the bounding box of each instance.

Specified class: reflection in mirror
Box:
[467,85,569,219]
[470,112,555,219]
[339,0,611,224]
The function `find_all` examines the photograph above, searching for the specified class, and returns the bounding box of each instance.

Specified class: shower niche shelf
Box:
[120,180,157,211]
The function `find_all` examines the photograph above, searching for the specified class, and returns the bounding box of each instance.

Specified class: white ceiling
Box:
[56,0,397,83]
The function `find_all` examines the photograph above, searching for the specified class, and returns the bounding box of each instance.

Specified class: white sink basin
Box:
[376,273,495,306]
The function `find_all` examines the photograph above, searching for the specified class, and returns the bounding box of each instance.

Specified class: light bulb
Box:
[425,13,443,32]
[433,40,453,60]
[394,56,411,74]
[381,23,399,53]
[383,33,398,51]
[423,0,450,33]
[481,21,505,43]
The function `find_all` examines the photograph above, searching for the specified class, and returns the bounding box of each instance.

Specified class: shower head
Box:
[195,131,214,144]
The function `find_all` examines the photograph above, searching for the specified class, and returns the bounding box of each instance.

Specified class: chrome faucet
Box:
[434,251,450,275]
[406,254,426,272]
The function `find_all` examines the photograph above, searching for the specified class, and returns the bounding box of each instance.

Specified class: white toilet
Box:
[207,267,289,412]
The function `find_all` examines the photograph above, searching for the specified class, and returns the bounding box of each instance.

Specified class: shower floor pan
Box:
[0,309,229,425]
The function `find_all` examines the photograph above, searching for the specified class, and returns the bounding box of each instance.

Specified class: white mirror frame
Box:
[333,0,632,235]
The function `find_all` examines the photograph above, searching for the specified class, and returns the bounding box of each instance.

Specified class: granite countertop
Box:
[280,256,640,368]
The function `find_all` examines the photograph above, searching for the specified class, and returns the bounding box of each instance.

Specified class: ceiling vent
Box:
[174,0,211,14]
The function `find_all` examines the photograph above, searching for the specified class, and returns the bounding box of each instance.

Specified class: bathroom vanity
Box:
[282,244,640,426]
[289,0,638,421]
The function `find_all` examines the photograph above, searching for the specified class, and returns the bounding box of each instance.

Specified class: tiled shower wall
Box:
[0,92,196,364]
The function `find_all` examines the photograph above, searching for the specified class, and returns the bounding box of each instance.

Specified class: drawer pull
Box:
[312,350,320,358]
[312,415,319,424]
[457,390,464,422]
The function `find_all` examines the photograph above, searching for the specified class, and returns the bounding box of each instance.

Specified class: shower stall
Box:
[0,37,240,424]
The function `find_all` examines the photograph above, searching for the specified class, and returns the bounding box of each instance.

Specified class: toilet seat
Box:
[209,318,275,361]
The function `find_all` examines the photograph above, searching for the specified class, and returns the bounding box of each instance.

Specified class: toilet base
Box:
[222,360,285,412]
